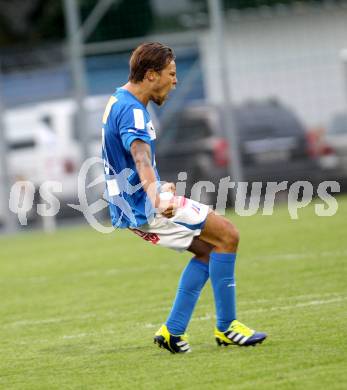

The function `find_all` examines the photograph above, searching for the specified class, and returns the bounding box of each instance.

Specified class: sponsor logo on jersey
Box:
[191,202,201,215]
[146,121,156,140]
[131,228,160,244]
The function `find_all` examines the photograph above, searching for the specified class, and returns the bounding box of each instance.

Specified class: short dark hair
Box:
[128,42,175,83]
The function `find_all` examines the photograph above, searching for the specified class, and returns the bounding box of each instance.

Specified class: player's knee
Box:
[192,247,211,263]
[220,222,239,252]
[188,238,213,263]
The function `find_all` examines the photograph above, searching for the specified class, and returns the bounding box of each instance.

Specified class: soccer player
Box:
[102,42,267,353]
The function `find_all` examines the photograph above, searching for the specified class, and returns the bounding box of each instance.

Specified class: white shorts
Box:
[130,197,210,251]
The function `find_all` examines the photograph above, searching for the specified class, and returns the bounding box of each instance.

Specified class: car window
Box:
[158,116,211,145]
[235,107,304,141]
[9,139,35,150]
[175,117,211,141]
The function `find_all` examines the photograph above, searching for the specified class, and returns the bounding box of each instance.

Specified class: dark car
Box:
[156,100,324,206]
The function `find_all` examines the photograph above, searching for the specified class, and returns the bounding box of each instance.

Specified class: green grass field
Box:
[1,196,347,389]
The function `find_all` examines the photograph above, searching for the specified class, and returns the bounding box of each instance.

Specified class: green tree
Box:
[0,0,154,47]
[80,0,154,42]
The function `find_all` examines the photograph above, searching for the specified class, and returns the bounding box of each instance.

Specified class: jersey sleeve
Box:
[118,105,151,152]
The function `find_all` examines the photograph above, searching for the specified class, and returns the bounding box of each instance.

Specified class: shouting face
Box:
[150,60,177,106]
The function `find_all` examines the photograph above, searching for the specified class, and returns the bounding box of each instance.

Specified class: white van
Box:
[0,95,109,224]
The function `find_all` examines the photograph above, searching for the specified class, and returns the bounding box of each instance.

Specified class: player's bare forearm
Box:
[130,139,176,217]
[130,139,158,207]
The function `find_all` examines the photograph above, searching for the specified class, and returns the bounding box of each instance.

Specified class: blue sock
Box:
[209,252,237,332]
[166,258,209,335]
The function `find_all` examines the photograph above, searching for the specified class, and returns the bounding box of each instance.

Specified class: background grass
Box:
[1,195,346,389]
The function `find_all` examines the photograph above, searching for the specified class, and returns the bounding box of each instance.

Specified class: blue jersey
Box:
[102,88,160,228]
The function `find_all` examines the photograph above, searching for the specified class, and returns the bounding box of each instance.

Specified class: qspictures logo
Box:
[6,157,341,233]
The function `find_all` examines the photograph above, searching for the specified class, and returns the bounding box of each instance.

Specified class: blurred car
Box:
[0,96,108,224]
[0,107,54,224]
[156,100,324,205]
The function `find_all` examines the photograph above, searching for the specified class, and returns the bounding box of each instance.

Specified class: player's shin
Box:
[165,258,209,335]
[209,252,237,332]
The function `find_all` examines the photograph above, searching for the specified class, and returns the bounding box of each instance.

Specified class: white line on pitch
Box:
[247,249,347,262]
[4,293,346,329]
[142,295,347,329]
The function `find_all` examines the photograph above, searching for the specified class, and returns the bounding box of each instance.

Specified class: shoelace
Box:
[231,321,254,337]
